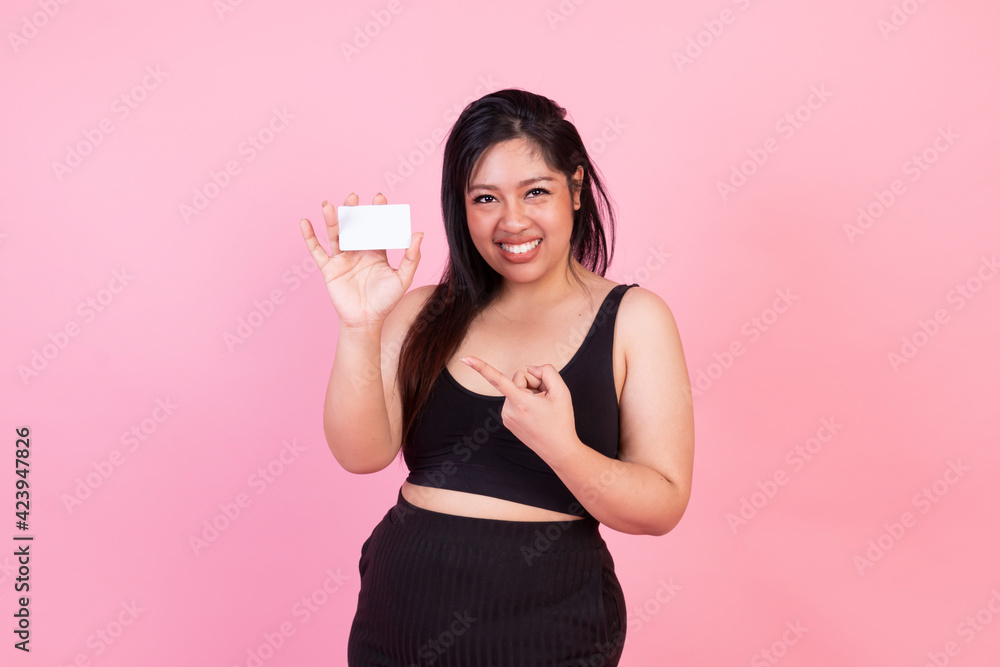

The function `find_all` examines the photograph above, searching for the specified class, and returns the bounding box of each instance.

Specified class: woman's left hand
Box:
[460,356,579,463]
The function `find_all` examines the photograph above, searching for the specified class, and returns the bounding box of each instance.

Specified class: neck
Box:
[492,257,592,316]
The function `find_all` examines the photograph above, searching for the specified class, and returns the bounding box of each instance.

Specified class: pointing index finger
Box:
[460,356,518,397]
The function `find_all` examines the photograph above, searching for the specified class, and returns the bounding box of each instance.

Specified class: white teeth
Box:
[499,239,541,254]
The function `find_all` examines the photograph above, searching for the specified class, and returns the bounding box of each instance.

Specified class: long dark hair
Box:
[396,88,618,463]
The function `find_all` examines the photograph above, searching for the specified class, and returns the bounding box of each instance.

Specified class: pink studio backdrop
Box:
[3,0,999,665]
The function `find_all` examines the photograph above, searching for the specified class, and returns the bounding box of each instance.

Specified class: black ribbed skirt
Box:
[347,488,627,666]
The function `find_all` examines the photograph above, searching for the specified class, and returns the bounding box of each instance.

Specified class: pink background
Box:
[3,0,999,665]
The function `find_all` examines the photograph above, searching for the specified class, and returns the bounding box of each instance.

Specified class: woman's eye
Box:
[473,188,548,204]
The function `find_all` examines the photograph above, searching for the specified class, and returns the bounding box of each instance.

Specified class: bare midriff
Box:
[401,481,585,521]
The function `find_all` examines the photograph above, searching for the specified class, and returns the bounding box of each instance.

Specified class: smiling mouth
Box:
[497,239,542,254]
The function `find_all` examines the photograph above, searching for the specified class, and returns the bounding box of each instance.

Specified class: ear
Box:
[571,165,584,210]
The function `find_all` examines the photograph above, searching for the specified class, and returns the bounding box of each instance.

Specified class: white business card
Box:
[337,204,412,250]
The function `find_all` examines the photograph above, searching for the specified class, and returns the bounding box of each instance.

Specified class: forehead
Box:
[468,138,556,184]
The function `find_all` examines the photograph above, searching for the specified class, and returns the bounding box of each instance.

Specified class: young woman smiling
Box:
[300,88,694,666]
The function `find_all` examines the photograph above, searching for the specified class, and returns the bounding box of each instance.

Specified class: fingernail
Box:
[376,192,384,198]
[321,199,328,207]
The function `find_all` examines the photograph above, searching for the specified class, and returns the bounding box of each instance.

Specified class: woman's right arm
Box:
[299,192,425,474]
[323,286,431,473]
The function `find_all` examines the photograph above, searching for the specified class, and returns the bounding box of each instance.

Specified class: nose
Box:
[499,198,530,230]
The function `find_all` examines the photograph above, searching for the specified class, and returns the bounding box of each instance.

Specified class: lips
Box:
[496,236,541,245]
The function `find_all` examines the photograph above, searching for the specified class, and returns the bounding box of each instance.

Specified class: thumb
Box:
[397,232,424,285]
[526,364,565,394]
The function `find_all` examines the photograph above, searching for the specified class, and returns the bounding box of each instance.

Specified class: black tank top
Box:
[403,283,639,519]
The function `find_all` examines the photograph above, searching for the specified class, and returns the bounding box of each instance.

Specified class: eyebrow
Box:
[467,176,556,192]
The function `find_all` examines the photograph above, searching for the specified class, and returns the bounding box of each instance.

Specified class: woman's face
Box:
[465,137,583,282]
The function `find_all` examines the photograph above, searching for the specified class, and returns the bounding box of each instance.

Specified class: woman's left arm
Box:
[547,287,694,536]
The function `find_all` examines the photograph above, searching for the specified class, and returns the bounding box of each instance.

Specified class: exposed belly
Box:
[401,481,585,522]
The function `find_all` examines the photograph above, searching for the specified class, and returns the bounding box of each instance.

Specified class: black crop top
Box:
[403,283,638,519]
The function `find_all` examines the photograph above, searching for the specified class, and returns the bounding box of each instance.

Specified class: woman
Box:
[300,88,694,666]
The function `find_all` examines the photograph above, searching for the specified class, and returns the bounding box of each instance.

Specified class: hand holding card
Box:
[299,192,425,328]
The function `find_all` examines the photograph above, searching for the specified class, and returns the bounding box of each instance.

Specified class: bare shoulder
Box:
[617,285,686,370]
[618,285,681,335]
